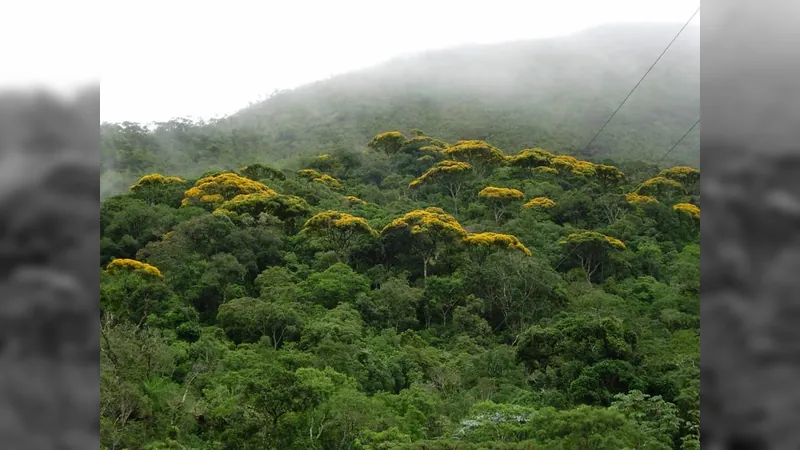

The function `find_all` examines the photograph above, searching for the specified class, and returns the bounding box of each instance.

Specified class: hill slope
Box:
[101,23,699,199]
[100,132,702,449]
[232,22,698,163]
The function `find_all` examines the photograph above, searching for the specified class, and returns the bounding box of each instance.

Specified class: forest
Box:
[100,130,700,449]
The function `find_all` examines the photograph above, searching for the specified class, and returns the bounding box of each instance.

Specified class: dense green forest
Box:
[101,23,698,200]
[100,129,700,449]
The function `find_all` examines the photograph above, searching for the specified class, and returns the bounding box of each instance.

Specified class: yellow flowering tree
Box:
[559,231,626,284]
[106,258,164,279]
[131,173,186,190]
[533,166,559,176]
[464,232,532,262]
[214,192,278,218]
[409,160,473,218]
[523,197,556,209]
[368,131,407,155]
[130,173,189,205]
[312,174,343,190]
[522,196,558,221]
[478,186,525,223]
[213,193,311,232]
[303,210,378,262]
[625,193,658,207]
[442,140,506,176]
[400,135,450,154]
[297,168,323,181]
[182,172,277,210]
[102,259,174,325]
[659,166,700,194]
[381,207,468,279]
[673,203,700,220]
[508,148,555,169]
[636,176,687,204]
[551,155,596,178]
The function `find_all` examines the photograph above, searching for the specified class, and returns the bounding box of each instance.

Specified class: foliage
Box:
[238,163,286,182]
[559,231,626,284]
[100,129,700,449]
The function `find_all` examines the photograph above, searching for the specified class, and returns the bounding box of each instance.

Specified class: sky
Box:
[1,0,698,125]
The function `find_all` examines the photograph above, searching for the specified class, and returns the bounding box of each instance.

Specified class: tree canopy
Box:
[100,129,701,449]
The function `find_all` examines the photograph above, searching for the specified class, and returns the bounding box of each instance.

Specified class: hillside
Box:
[101,23,699,199]
[100,131,702,449]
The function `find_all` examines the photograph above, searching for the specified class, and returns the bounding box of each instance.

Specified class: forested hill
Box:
[100,132,701,449]
[101,23,699,199]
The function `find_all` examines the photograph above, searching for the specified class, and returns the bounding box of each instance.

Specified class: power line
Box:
[580,6,700,155]
[655,118,699,165]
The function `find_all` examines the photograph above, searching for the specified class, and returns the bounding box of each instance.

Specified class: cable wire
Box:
[655,118,700,165]
[580,7,700,155]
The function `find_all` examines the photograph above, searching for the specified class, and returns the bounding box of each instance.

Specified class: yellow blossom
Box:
[181,172,277,209]
[409,160,472,189]
[478,186,525,201]
[313,174,343,189]
[523,197,556,209]
[130,173,186,191]
[464,232,532,256]
[106,258,164,279]
[345,195,367,206]
[673,202,700,220]
[625,193,658,206]
[381,207,467,237]
[534,166,559,175]
[658,166,700,185]
[509,148,555,168]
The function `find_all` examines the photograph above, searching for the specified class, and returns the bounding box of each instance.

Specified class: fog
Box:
[96,0,699,124]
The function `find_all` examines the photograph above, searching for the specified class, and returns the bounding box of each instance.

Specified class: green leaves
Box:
[99,128,699,449]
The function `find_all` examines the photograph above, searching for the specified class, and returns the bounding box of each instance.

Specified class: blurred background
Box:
[0,86,100,448]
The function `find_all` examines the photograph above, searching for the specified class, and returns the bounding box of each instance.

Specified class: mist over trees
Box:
[101,23,699,200]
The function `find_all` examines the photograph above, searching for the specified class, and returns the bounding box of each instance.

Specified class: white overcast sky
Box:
[2,0,698,125]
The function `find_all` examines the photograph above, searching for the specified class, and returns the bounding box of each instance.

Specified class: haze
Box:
[2,0,698,124]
